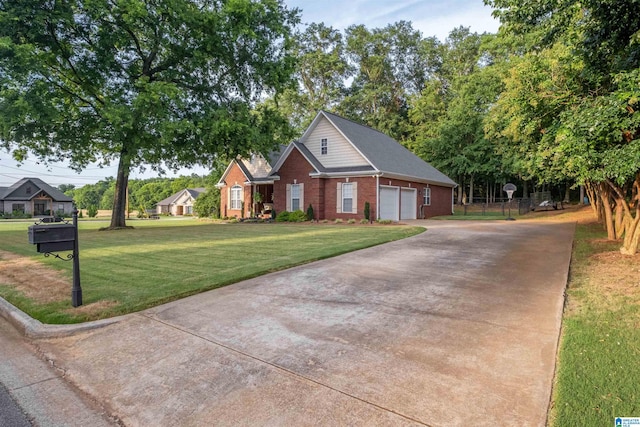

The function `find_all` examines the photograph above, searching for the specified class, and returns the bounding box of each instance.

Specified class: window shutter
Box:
[286,184,291,211]
[352,182,358,214]
[227,187,231,211]
[336,182,342,213]
[299,183,304,212]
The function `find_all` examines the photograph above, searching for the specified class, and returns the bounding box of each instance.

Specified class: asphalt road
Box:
[0,383,31,427]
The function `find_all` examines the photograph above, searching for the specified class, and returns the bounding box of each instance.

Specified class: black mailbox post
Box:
[27,210,82,307]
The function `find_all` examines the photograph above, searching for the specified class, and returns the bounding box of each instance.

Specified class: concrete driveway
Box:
[37,220,575,426]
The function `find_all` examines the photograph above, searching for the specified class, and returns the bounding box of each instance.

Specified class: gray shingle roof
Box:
[320,111,456,187]
[1,178,73,201]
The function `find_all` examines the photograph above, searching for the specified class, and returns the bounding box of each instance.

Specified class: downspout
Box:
[376,174,380,220]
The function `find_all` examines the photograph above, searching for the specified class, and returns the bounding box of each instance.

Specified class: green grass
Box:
[0,219,423,324]
[550,222,640,426]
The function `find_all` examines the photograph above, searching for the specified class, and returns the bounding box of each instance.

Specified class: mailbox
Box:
[28,224,75,253]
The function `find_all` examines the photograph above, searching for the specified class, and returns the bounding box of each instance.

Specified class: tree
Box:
[485,0,640,254]
[0,0,299,229]
[276,23,352,131]
[193,188,220,218]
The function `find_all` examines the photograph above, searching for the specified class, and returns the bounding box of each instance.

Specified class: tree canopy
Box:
[0,0,299,228]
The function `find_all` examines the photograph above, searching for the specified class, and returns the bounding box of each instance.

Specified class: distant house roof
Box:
[156,188,206,207]
[0,177,73,202]
[272,111,457,187]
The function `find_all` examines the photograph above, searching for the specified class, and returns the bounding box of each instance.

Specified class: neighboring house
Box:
[217,111,457,221]
[156,188,206,216]
[0,177,74,216]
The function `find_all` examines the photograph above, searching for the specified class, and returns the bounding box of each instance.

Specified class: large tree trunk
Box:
[109,147,132,229]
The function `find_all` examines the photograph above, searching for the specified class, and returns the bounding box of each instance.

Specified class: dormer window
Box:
[26,186,31,195]
[321,138,328,155]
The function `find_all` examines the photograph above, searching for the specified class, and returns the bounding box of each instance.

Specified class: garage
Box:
[400,188,417,220]
[379,186,399,221]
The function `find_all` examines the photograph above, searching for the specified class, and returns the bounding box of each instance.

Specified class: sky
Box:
[0,0,500,188]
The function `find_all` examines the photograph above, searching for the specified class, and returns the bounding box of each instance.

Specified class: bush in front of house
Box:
[306,204,314,221]
[275,210,308,222]
[289,210,307,222]
[275,211,290,222]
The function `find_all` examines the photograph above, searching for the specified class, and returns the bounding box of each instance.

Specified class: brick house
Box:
[217,111,456,220]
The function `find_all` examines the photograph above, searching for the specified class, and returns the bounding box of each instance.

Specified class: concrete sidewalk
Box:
[3,220,575,426]
[0,316,118,426]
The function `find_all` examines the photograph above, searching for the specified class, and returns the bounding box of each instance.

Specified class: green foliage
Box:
[360,219,369,224]
[289,210,308,222]
[364,201,371,220]
[275,210,307,222]
[275,211,290,222]
[347,219,356,224]
[137,205,147,219]
[194,188,220,218]
[306,204,314,221]
[86,205,98,218]
[0,0,300,228]
[334,218,343,224]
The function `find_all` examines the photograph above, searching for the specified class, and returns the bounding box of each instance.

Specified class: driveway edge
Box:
[0,297,123,339]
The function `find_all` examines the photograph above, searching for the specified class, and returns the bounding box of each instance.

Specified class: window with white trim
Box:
[291,184,301,211]
[342,183,353,212]
[321,138,328,155]
[230,185,243,210]
[423,187,431,206]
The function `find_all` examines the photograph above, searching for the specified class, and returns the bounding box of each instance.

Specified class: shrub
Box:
[347,219,356,224]
[321,219,329,224]
[289,210,308,222]
[275,211,290,222]
[306,204,314,221]
[334,218,343,224]
[377,219,392,225]
[364,201,370,221]
[87,205,98,218]
[360,219,369,224]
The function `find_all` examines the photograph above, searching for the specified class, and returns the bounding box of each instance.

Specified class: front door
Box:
[34,201,47,216]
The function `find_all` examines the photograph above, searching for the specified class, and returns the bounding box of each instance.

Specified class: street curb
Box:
[0,297,123,339]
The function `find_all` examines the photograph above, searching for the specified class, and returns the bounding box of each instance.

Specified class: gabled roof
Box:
[156,188,206,207]
[217,146,287,187]
[1,177,73,201]
[321,111,456,186]
[275,111,457,187]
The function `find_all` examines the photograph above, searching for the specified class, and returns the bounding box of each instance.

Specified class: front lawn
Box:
[549,221,640,425]
[0,219,423,324]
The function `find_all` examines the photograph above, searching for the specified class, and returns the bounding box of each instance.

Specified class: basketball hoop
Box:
[503,183,517,201]
[502,183,517,221]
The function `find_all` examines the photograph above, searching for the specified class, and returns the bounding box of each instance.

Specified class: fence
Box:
[460,198,533,217]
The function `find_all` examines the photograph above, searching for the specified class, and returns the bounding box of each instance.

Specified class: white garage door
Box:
[379,186,399,221]
[400,188,417,220]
